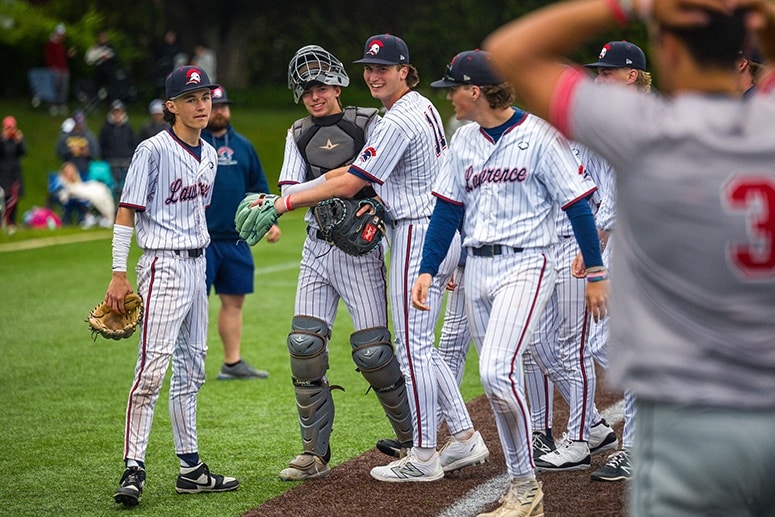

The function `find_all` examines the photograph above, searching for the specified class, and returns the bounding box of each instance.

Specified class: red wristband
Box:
[284,195,293,212]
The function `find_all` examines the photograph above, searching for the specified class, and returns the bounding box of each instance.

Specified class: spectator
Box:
[99,100,135,191]
[56,111,100,176]
[43,23,76,115]
[55,161,115,228]
[136,99,168,143]
[0,115,26,232]
[151,30,182,99]
[191,43,217,82]
[84,30,118,102]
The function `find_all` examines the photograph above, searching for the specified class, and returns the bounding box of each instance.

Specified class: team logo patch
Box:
[599,45,610,59]
[359,146,377,162]
[367,40,384,56]
[186,68,202,85]
[212,86,225,99]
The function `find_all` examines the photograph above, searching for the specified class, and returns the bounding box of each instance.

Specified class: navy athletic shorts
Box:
[205,240,254,295]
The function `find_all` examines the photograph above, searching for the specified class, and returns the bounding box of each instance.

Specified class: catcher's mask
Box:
[288,45,350,103]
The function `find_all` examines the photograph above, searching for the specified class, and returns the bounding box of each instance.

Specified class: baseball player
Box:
[412,49,607,516]
[263,35,489,482]
[486,0,775,514]
[274,45,413,480]
[203,85,281,381]
[106,65,238,507]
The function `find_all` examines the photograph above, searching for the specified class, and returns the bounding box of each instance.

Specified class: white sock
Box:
[413,447,436,461]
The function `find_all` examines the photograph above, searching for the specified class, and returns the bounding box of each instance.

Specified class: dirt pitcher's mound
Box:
[247,370,627,517]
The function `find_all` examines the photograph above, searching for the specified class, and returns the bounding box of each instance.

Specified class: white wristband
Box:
[282,174,326,195]
[112,224,133,272]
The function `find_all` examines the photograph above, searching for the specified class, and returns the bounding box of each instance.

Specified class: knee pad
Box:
[288,315,330,382]
[351,327,412,444]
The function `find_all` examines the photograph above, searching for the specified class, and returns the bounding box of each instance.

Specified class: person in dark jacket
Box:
[202,86,281,380]
[99,100,135,192]
[0,115,26,231]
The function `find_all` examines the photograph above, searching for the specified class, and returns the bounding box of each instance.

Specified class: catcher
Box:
[235,44,413,482]
[87,293,143,340]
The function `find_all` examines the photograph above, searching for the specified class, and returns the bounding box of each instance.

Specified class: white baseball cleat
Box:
[370,449,444,482]
[439,430,490,472]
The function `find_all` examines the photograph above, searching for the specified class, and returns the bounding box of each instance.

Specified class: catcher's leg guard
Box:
[351,327,413,445]
[288,316,334,460]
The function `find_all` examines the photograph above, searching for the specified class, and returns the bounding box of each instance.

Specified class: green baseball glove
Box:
[235,193,281,246]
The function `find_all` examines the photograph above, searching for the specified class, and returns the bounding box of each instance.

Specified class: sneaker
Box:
[279,453,330,481]
[217,360,269,380]
[478,478,544,517]
[534,436,590,472]
[589,418,618,456]
[175,462,239,493]
[591,449,631,482]
[531,432,555,460]
[113,466,146,506]
[439,430,490,473]
[376,437,412,458]
[370,449,444,482]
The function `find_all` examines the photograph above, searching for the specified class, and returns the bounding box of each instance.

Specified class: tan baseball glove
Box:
[87,293,143,341]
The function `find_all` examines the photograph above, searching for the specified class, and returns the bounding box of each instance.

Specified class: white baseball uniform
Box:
[349,90,472,449]
[118,128,216,462]
[432,109,596,478]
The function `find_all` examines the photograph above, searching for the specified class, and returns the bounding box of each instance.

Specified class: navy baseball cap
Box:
[583,41,646,71]
[165,65,219,100]
[430,49,504,88]
[354,34,410,65]
[211,85,232,105]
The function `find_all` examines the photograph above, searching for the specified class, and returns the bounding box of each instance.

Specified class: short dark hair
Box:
[663,8,747,70]
[163,105,175,125]
[404,65,420,89]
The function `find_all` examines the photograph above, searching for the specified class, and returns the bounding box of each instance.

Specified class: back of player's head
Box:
[662,8,747,71]
[288,45,350,103]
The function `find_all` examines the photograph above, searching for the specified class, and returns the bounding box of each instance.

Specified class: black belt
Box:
[470,244,524,257]
[173,248,204,258]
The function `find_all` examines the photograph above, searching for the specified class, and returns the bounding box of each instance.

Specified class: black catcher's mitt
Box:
[313,198,387,256]
[87,293,143,341]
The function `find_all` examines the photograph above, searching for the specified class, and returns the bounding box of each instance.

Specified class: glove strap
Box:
[112,224,133,272]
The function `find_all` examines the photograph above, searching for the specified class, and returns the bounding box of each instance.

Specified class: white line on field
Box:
[438,399,626,517]
[254,262,299,276]
[0,231,111,253]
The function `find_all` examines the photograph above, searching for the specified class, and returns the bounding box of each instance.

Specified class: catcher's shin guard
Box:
[288,316,334,458]
[351,327,413,445]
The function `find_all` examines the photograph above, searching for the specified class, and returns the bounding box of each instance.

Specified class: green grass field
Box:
[0,96,481,516]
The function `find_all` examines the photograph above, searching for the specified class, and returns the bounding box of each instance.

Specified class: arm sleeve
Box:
[564,197,603,269]
[419,198,464,276]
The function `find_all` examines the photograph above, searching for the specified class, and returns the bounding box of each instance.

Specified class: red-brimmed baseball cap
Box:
[430,49,504,88]
[165,66,219,100]
[354,34,410,65]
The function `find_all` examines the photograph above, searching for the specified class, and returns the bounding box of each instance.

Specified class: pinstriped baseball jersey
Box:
[349,91,448,221]
[433,110,596,248]
[573,142,615,232]
[278,115,379,227]
[119,128,216,251]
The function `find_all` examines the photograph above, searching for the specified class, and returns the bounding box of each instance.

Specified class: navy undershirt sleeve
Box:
[420,198,464,276]
[564,197,604,269]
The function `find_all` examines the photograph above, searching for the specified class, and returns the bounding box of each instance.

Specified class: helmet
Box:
[288,45,350,103]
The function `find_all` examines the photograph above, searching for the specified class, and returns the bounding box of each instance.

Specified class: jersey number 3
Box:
[724,176,775,280]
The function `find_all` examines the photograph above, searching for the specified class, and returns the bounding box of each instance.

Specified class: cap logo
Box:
[186,69,202,85]
[625,58,633,65]
[367,40,384,56]
[599,45,610,59]
[212,87,224,99]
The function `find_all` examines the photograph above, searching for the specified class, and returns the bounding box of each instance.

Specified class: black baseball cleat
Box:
[376,437,412,458]
[175,462,239,494]
[114,466,146,506]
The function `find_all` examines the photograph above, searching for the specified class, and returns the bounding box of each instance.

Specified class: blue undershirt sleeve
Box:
[564,198,604,269]
[420,198,464,276]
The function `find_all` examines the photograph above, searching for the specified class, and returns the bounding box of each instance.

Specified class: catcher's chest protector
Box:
[293,107,378,181]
